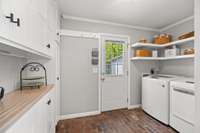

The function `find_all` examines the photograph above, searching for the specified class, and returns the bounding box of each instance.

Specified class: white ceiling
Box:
[58,0,194,30]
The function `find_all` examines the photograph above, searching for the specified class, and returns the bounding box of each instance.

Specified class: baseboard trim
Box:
[128,104,141,109]
[59,110,101,120]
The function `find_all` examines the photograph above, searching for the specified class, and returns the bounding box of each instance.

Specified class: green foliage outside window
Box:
[105,42,123,64]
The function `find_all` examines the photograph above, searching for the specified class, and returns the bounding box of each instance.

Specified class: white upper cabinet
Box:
[0,0,30,45]
[47,0,57,32]
[0,0,12,40]
[0,0,59,59]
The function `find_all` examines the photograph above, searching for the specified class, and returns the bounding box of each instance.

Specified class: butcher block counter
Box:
[0,85,55,133]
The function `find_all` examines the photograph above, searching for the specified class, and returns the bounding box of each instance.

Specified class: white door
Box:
[101,35,129,112]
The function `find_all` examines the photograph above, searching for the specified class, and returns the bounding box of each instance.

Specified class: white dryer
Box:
[170,78,195,133]
[142,75,176,125]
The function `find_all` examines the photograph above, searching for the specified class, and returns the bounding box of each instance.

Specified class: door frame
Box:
[98,33,131,112]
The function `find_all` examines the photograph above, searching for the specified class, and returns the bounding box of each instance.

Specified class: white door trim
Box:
[99,33,131,112]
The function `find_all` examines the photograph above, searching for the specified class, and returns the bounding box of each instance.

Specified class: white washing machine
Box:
[170,78,195,133]
[142,74,176,125]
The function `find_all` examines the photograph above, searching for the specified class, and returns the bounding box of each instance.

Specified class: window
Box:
[103,40,126,76]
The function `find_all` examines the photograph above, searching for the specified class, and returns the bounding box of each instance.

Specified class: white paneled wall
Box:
[0,55,27,93]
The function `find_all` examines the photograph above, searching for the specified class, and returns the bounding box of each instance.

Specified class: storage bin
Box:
[154,34,172,44]
[135,50,151,57]
[178,31,194,40]
[183,48,195,55]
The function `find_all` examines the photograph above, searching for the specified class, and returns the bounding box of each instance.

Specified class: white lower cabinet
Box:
[5,88,57,133]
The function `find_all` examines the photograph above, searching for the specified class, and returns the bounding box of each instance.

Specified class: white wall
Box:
[159,19,194,77]
[0,55,27,93]
[61,18,159,108]
[60,36,99,115]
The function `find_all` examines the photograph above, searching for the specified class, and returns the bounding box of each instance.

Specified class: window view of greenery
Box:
[105,41,124,75]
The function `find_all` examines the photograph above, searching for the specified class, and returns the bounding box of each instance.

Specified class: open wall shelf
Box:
[131,37,195,61]
[131,54,194,61]
[131,37,194,49]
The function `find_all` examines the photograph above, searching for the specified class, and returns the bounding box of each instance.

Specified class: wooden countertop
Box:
[0,85,54,133]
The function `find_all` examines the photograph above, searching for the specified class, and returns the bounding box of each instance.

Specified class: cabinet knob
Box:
[5,13,20,27]
[162,85,165,88]
[46,44,51,48]
[5,13,14,22]
[47,99,51,105]
[13,18,20,27]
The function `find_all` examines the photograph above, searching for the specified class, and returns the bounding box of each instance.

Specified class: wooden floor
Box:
[56,108,176,133]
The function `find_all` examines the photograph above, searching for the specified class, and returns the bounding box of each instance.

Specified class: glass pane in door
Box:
[102,40,126,76]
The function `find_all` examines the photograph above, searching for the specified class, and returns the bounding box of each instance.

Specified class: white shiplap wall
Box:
[0,55,27,93]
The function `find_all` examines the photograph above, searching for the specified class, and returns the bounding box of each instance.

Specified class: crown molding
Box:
[62,14,194,33]
[62,14,160,32]
[160,16,194,32]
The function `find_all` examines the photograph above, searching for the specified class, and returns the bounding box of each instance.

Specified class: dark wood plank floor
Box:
[56,108,176,133]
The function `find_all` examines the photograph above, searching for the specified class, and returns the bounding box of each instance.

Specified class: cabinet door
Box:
[0,0,30,46]
[0,0,17,41]
[47,0,59,44]
[30,13,45,51]
[47,29,56,57]
[47,0,57,32]
[0,0,11,40]
[47,88,57,133]
[5,107,34,133]
[32,95,48,133]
